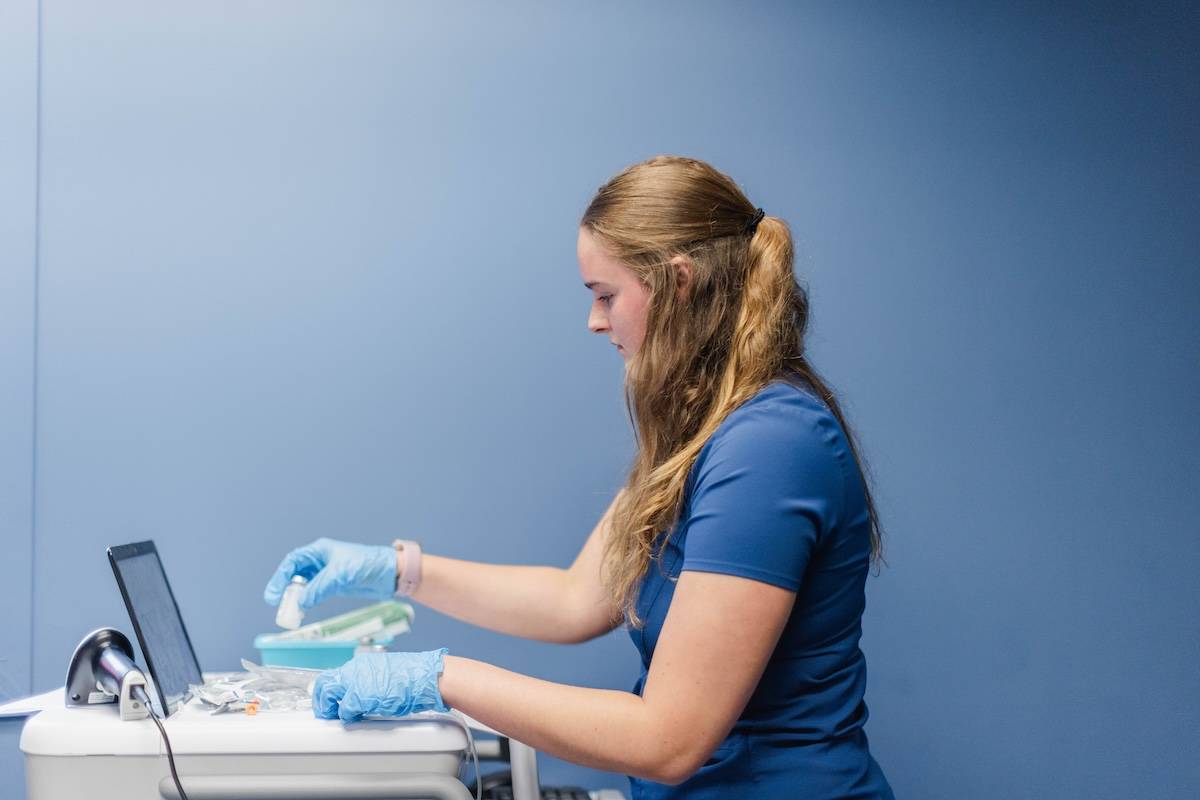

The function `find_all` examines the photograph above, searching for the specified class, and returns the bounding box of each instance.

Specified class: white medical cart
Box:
[19,690,521,800]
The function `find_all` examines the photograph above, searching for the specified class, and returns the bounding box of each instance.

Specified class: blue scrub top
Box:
[627,378,893,799]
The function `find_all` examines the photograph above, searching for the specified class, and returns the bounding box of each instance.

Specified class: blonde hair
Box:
[581,155,882,627]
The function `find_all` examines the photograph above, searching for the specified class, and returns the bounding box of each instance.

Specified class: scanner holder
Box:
[65,627,150,720]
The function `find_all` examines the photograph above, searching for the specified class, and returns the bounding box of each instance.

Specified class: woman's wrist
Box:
[438,654,472,710]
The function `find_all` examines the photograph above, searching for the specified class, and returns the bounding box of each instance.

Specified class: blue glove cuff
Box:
[361,544,401,602]
[412,647,450,714]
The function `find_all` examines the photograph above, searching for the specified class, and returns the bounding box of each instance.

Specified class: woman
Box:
[264,155,893,798]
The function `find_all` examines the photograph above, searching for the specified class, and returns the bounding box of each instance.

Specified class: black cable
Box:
[133,686,189,800]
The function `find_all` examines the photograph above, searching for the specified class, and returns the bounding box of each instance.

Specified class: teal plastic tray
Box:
[253,634,395,670]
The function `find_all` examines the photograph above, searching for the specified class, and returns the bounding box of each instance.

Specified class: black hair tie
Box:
[746,207,765,235]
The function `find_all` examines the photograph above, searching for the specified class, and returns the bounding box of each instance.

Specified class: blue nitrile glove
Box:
[312,649,449,722]
[263,538,396,610]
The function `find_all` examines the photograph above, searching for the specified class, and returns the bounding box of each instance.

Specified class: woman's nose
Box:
[588,306,608,333]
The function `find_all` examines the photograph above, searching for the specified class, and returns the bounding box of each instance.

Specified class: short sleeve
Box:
[679,396,847,591]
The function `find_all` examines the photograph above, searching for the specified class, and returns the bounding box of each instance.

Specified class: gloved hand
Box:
[263,538,396,610]
[313,649,450,722]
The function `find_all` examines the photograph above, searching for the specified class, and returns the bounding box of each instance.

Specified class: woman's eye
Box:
[598,295,613,305]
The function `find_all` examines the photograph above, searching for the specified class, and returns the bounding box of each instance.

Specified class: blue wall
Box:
[3,2,1198,797]
[0,0,39,788]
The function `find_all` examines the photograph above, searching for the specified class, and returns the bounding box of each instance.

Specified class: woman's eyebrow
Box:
[584,281,610,290]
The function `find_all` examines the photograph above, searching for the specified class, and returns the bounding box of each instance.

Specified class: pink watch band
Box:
[393,539,423,596]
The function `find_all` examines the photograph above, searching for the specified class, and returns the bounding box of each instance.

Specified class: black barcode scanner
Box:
[65,628,150,721]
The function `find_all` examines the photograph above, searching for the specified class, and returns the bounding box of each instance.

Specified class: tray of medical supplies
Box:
[254,600,414,669]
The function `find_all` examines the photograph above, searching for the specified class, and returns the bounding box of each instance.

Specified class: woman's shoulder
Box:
[680,378,851,500]
[683,375,856,534]
[710,376,844,450]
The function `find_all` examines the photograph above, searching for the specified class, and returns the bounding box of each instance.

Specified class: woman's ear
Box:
[670,254,693,301]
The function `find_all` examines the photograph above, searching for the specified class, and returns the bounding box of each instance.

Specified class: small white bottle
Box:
[275,575,307,630]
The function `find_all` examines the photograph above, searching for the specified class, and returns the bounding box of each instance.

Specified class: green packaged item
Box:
[254,601,413,669]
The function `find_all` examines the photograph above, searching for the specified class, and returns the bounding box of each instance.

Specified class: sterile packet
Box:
[185,662,322,714]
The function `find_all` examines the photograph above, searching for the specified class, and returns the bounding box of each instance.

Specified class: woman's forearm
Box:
[407,494,621,644]
[408,555,583,643]
[439,656,684,784]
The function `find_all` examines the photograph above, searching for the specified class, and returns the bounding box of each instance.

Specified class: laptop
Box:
[107,540,204,717]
